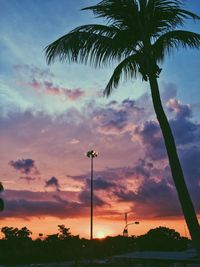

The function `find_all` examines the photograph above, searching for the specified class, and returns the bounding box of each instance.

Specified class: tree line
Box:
[0,225,189,264]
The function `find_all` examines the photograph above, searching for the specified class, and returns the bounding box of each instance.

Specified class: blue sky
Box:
[1,0,200,113]
[0,0,200,238]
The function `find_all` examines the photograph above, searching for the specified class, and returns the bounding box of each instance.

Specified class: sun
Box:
[96,231,106,239]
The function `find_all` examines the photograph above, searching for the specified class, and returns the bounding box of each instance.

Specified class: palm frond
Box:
[104,54,140,96]
[45,24,140,67]
[153,30,200,62]
[82,0,140,28]
[146,0,200,36]
[82,0,200,39]
[177,8,200,21]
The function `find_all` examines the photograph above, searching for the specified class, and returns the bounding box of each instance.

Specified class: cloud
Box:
[160,82,177,103]
[1,189,115,219]
[114,176,182,218]
[63,88,85,100]
[45,177,60,191]
[93,98,143,135]
[132,178,183,218]
[1,93,200,221]
[166,100,200,146]
[78,190,107,207]
[134,97,200,159]
[170,117,200,145]
[95,108,129,135]
[89,177,116,191]
[134,121,166,160]
[44,81,85,100]
[167,99,192,119]
[179,146,200,212]
[9,158,39,175]
[3,198,85,219]
[69,138,80,145]
[15,64,85,101]
[14,64,54,80]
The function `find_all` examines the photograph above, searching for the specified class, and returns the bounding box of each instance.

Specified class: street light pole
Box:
[123,222,140,237]
[90,155,93,241]
[86,150,98,241]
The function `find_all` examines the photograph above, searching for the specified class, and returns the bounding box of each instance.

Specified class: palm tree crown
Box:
[46,0,200,95]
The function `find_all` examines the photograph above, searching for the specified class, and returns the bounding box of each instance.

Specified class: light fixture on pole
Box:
[123,212,139,237]
[123,222,139,237]
[86,150,98,241]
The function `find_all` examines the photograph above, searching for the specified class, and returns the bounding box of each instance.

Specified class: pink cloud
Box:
[28,78,42,89]
[63,88,85,100]
[14,64,85,101]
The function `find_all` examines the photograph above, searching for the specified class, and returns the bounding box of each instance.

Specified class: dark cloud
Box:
[68,168,121,183]
[114,178,182,218]
[132,158,152,179]
[45,177,60,191]
[86,177,116,191]
[9,158,39,175]
[79,190,107,207]
[135,121,166,160]
[94,98,143,135]
[70,160,155,189]
[1,189,81,218]
[179,146,200,213]
[1,189,114,219]
[170,117,200,145]
[132,179,183,218]
[2,198,85,219]
[122,99,137,109]
[96,108,128,134]
[134,98,200,159]
[180,146,200,181]
[166,99,200,145]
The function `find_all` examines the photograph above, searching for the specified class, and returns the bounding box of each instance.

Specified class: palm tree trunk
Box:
[148,74,200,255]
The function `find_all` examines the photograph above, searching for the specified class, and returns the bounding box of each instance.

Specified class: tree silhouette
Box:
[1,226,18,240]
[136,226,189,251]
[1,226,32,241]
[58,224,71,240]
[45,0,200,254]
[0,182,4,211]
[0,225,193,263]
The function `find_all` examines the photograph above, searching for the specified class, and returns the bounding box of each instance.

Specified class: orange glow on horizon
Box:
[0,216,195,240]
[96,231,106,239]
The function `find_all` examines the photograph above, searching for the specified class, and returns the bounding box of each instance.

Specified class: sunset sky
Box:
[0,0,200,239]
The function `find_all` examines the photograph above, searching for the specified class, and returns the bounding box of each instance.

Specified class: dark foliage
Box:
[136,226,189,251]
[0,182,4,211]
[0,225,190,264]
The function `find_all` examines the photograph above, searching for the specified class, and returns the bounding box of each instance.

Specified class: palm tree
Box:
[45,0,200,254]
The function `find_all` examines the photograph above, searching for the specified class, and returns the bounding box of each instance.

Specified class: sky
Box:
[0,0,200,239]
